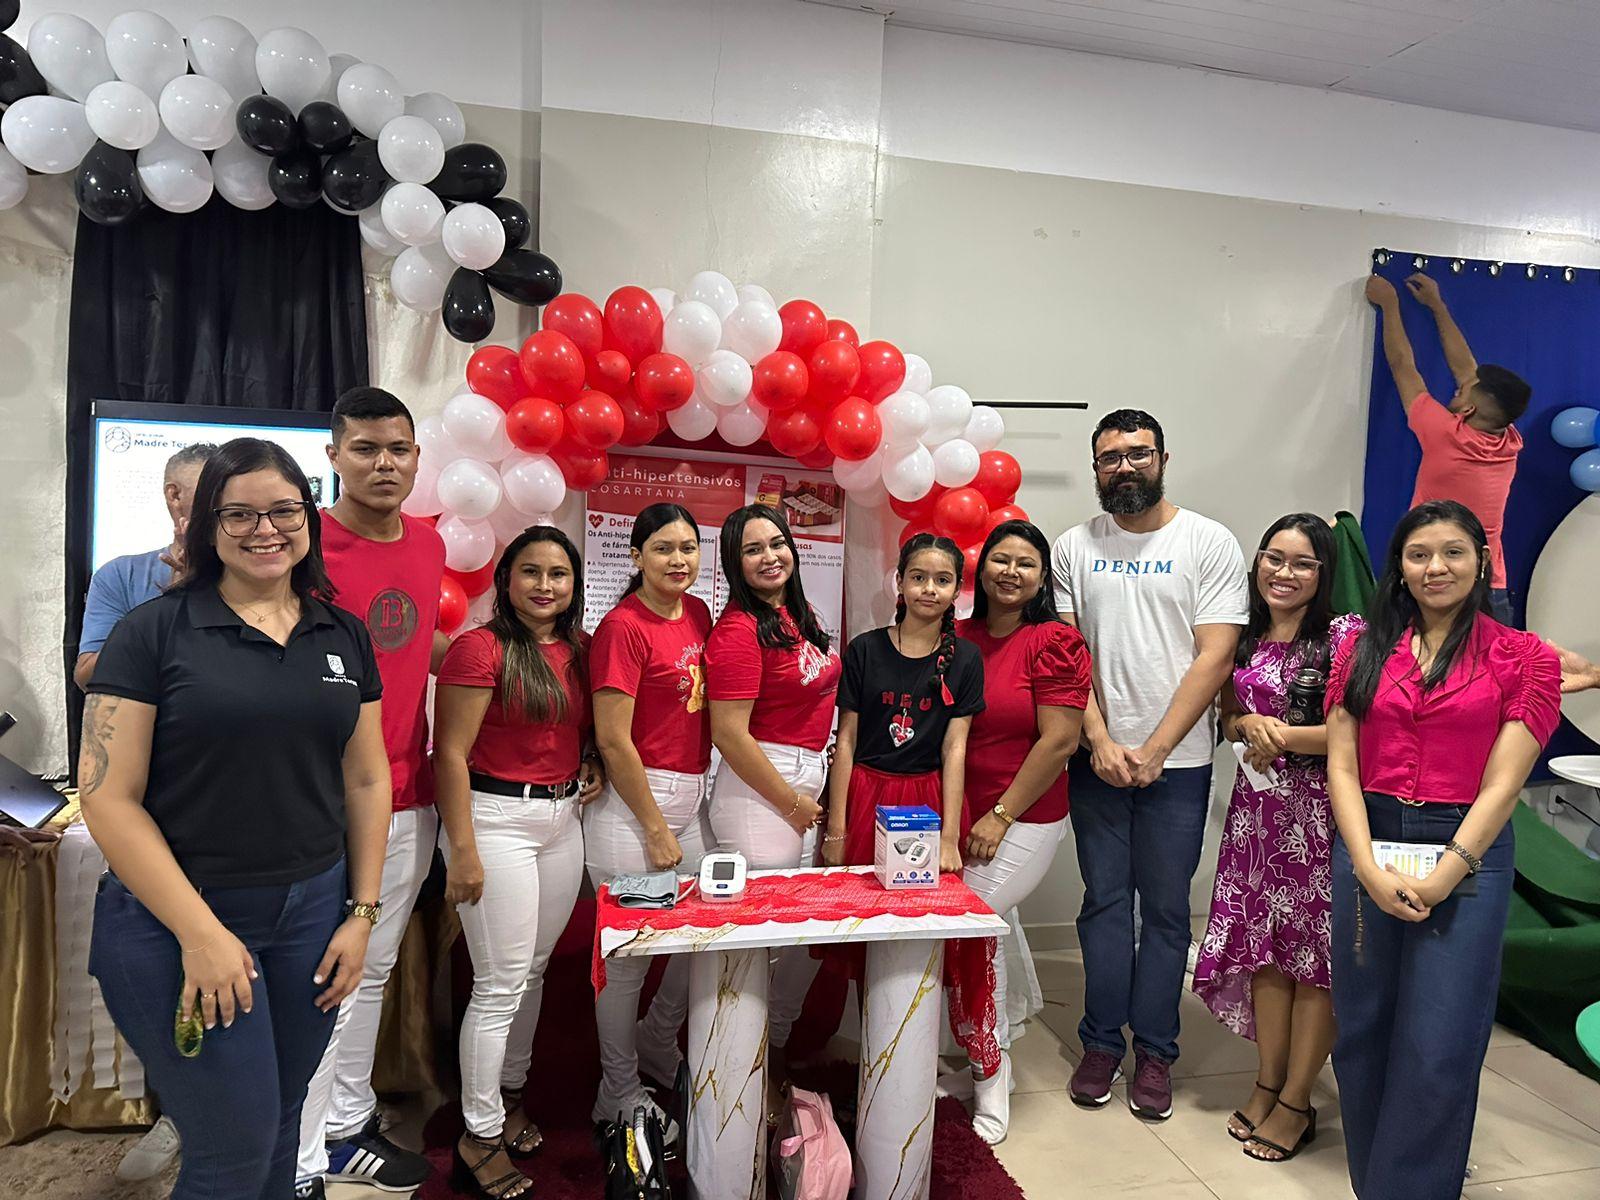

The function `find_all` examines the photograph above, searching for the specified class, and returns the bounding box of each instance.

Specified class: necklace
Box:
[889,624,938,658]
[220,588,296,627]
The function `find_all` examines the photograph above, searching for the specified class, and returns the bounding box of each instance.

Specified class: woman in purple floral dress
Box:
[1193,513,1364,1163]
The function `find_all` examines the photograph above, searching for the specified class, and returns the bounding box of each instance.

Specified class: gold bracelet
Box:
[992,802,1016,827]
[822,832,846,844]
[181,936,218,956]
[786,795,802,819]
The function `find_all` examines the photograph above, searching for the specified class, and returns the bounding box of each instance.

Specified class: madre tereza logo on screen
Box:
[1091,558,1174,575]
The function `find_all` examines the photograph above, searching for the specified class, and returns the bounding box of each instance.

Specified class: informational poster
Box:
[582,449,846,636]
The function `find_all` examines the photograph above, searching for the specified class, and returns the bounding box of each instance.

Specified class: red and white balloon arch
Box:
[416,271,1029,631]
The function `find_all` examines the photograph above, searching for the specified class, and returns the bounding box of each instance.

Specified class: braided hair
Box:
[894,532,964,706]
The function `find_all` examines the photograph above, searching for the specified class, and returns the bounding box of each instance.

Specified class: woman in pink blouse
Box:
[1324,500,1560,1199]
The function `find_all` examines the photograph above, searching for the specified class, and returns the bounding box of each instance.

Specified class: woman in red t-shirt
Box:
[705,503,841,1092]
[433,526,600,1198]
[955,519,1091,1145]
[587,502,713,1136]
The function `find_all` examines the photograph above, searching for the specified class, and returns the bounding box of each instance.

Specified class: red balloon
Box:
[751,351,809,413]
[542,293,605,359]
[566,389,625,450]
[888,484,945,525]
[767,409,822,459]
[586,348,632,396]
[553,440,610,491]
[777,299,828,356]
[962,543,982,581]
[632,352,696,413]
[933,487,990,545]
[438,576,468,633]
[973,450,1023,508]
[825,318,859,347]
[465,345,525,410]
[519,330,585,401]
[505,397,564,455]
[986,503,1029,531]
[616,391,661,446]
[824,396,882,462]
[797,445,836,469]
[897,522,934,549]
[603,286,664,363]
[807,340,860,409]
[856,340,906,404]
[446,561,495,599]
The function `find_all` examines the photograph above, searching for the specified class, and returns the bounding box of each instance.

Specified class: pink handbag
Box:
[771,1085,852,1200]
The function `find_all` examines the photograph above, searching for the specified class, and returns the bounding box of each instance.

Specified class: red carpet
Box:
[414,900,1024,1199]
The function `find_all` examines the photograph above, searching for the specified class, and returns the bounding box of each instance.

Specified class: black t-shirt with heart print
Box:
[838,627,985,775]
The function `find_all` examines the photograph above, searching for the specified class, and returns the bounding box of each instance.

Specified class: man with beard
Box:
[1050,409,1247,1122]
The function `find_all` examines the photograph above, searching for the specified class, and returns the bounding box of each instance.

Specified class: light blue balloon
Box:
[1551,406,1599,449]
[1571,448,1600,492]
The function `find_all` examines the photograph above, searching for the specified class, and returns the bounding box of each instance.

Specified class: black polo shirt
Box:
[88,586,382,887]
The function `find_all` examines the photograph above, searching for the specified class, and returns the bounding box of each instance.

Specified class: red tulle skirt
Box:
[841,762,943,866]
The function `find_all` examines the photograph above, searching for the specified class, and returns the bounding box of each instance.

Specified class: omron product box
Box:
[874,806,940,889]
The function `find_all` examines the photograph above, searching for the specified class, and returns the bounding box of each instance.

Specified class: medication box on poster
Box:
[874,806,940,889]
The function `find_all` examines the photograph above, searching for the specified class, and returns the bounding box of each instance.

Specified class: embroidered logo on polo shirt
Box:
[366,589,419,651]
[322,652,358,688]
[326,654,345,676]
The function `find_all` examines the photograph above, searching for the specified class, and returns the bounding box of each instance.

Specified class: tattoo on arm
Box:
[79,695,121,794]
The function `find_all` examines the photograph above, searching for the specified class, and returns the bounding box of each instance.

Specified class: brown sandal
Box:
[453,1131,533,1198]
[501,1089,544,1157]
[1228,1080,1282,1142]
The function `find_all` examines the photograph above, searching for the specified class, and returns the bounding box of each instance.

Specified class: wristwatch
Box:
[345,899,383,926]
[992,802,1016,827]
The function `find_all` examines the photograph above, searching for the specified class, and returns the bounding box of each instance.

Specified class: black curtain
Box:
[64,195,369,770]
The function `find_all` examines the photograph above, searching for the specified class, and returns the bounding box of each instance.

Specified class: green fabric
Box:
[1329,510,1376,617]
[1578,1002,1600,1069]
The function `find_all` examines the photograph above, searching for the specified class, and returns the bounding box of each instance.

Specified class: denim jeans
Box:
[90,859,347,1200]
[1331,794,1514,1200]
[1489,587,1514,626]
[1068,755,1213,1062]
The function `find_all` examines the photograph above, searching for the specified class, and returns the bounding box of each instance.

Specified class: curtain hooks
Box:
[1488,262,1503,277]
[1564,267,1577,283]
[1412,255,1428,270]
[1526,264,1539,280]
[1450,260,1465,274]
[1373,249,1390,266]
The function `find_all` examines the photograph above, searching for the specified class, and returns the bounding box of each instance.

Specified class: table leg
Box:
[858,938,943,1200]
[686,947,769,1200]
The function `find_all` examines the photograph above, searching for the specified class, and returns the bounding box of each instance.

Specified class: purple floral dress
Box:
[1193,613,1364,1039]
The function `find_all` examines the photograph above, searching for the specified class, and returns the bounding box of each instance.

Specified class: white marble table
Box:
[596,865,1007,1200]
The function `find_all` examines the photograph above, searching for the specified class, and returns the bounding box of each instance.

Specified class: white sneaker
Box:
[971,1052,1012,1146]
[635,1018,683,1089]
[116,1114,181,1182]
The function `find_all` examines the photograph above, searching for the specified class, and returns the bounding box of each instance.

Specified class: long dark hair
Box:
[718,504,830,652]
[1237,513,1337,669]
[1342,500,1493,719]
[487,526,587,723]
[894,532,964,705]
[177,437,333,601]
[970,519,1063,625]
[623,503,699,597]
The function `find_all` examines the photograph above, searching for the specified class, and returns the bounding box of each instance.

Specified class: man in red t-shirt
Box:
[1367,273,1532,624]
[296,388,445,1197]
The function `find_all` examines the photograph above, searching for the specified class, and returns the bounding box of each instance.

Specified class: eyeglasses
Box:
[1093,447,1159,472]
[1258,550,1322,578]
[215,502,310,538]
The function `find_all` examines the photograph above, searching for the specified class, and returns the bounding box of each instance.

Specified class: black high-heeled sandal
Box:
[1227,1081,1282,1142]
[454,1131,534,1198]
[1243,1099,1317,1162]
[501,1089,544,1157]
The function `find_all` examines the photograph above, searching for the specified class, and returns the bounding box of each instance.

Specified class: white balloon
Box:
[401,463,443,517]
[438,515,495,572]
[212,137,275,210]
[717,399,767,447]
[486,494,534,544]
[902,352,933,395]
[28,14,114,103]
[697,350,754,408]
[338,62,404,139]
[963,405,1005,453]
[441,202,506,271]
[84,81,159,151]
[648,287,677,318]
[932,438,980,488]
[833,448,883,493]
[390,243,454,310]
[501,454,566,516]
[436,457,503,521]
[666,393,719,441]
[404,91,466,149]
[187,16,260,103]
[415,414,467,469]
[158,75,235,151]
[683,270,738,320]
[923,384,974,445]
[442,391,509,461]
[255,27,329,115]
[1,95,95,173]
[735,283,775,309]
[720,299,782,364]
[381,181,445,246]
[377,115,444,185]
[849,477,889,508]
[877,391,931,449]
[881,444,936,502]
[358,201,405,255]
[136,129,212,211]
[661,300,722,367]
[320,53,360,104]
[105,11,185,101]
[0,147,27,210]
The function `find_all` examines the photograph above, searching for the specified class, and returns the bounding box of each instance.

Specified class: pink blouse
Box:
[1326,616,1560,805]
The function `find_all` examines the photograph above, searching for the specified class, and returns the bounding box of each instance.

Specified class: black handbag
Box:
[598,1104,672,1200]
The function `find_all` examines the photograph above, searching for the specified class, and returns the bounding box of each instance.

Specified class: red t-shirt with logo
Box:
[705,606,841,752]
[1408,392,1522,589]
[437,626,591,784]
[590,592,712,775]
[321,511,445,811]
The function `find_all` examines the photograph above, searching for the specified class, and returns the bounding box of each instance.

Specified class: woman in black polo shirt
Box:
[80,439,391,1200]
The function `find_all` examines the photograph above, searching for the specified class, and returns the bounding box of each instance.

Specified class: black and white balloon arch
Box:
[0,7,558,342]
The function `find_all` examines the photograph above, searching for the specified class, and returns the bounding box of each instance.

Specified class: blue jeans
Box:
[1331,795,1513,1200]
[90,860,346,1200]
[1068,756,1213,1062]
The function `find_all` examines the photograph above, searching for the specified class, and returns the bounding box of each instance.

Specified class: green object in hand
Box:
[174,988,203,1059]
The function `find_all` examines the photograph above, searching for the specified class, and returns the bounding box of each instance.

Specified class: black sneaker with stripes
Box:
[325,1125,433,1192]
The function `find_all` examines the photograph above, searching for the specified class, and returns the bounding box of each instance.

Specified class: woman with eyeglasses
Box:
[1193,514,1362,1164]
[79,439,391,1200]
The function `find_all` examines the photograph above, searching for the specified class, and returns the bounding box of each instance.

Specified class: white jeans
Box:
[709,741,825,1048]
[297,806,438,1181]
[962,817,1066,1059]
[584,767,710,1114]
[443,786,585,1138]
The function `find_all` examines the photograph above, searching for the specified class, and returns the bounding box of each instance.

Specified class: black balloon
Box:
[322,138,388,212]
[299,101,352,155]
[482,249,561,307]
[237,96,299,157]
[442,268,496,343]
[0,33,46,105]
[268,149,322,209]
[427,142,506,202]
[484,197,530,251]
[75,141,143,226]
[0,1,18,32]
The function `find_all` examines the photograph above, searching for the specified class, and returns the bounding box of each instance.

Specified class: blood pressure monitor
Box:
[698,851,748,901]
[895,837,932,869]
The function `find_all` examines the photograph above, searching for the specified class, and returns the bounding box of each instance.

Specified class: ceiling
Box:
[811,0,1600,134]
